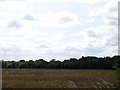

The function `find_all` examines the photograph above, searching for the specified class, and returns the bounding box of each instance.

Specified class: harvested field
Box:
[2,69,117,88]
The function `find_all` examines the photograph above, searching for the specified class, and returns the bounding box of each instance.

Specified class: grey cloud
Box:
[109,7,117,13]
[105,35,118,46]
[59,17,73,24]
[46,46,81,58]
[87,30,98,37]
[39,44,48,48]
[23,14,35,21]
[107,16,117,21]
[34,40,49,48]
[109,21,117,26]
[0,45,32,60]
[0,0,25,2]
[59,46,81,57]
[107,16,117,25]
[106,41,118,46]
[47,44,104,58]
[36,43,48,48]
[106,6,117,26]
[65,46,80,52]
[8,20,21,28]
[0,45,25,53]
[48,51,80,57]
[0,0,7,2]
[85,44,104,55]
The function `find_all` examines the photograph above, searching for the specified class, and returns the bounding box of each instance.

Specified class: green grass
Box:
[2,69,117,88]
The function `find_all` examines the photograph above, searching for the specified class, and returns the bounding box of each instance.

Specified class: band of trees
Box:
[2,55,120,69]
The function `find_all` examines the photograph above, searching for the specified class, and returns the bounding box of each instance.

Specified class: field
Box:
[2,69,117,88]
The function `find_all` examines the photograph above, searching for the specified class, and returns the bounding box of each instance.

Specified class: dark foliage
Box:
[2,55,120,69]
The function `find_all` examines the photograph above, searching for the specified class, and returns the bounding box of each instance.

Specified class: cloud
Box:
[55,0,107,3]
[71,25,118,56]
[89,0,118,25]
[45,40,106,59]
[0,25,117,60]
[44,43,82,59]
[0,24,66,60]
[0,0,27,13]
[0,0,80,28]
[72,25,117,38]
[105,35,118,46]
[59,16,73,24]
[26,0,107,4]
[35,11,80,28]
[87,30,98,38]
[0,37,34,60]
[84,44,104,55]
[0,0,118,60]
[0,0,26,28]
[3,11,79,29]
[7,20,21,28]
[23,14,35,21]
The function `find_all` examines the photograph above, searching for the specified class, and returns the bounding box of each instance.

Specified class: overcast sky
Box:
[0,0,118,61]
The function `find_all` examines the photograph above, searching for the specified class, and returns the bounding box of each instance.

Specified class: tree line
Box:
[2,55,120,69]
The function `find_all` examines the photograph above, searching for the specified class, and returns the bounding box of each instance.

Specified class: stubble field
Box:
[2,69,117,88]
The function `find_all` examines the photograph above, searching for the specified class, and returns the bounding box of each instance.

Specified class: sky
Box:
[0,0,119,61]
